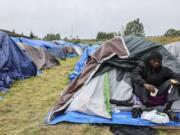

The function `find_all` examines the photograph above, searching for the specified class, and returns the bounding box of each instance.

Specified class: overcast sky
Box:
[0,0,180,39]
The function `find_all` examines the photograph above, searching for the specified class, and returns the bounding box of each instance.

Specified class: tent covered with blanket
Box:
[11,37,67,59]
[46,36,180,127]
[12,38,60,70]
[0,31,37,91]
[53,40,83,57]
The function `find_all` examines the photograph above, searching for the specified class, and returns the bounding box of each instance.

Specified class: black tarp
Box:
[0,31,37,91]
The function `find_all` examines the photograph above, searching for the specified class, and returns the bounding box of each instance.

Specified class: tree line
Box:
[164,29,180,37]
[12,19,180,41]
[96,18,180,40]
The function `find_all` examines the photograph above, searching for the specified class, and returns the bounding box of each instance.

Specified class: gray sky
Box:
[0,0,180,39]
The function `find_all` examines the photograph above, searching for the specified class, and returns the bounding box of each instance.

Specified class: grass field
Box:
[1,37,180,135]
[0,57,112,135]
[148,36,180,44]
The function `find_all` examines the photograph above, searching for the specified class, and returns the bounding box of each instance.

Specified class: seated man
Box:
[131,51,180,120]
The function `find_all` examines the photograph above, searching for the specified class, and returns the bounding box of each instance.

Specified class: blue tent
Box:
[0,31,37,91]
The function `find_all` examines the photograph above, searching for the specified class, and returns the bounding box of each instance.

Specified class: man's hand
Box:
[170,79,180,87]
[143,83,155,93]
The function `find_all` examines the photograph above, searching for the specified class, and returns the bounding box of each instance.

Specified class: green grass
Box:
[80,39,97,44]
[0,57,111,135]
[80,39,109,44]
[1,37,180,135]
[148,36,180,45]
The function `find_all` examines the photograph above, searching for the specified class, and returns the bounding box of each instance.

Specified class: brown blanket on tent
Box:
[17,43,59,70]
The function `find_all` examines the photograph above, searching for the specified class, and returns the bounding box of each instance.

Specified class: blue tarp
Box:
[54,40,88,50]
[69,45,99,80]
[0,31,37,91]
[19,37,57,48]
[11,37,21,43]
[47,111,180,126]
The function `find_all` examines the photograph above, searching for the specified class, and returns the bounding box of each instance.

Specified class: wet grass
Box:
[0,57,111,135]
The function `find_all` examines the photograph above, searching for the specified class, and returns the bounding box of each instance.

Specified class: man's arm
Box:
[165,67,180,86]
[131,62,155,93]
[131,62,146,86]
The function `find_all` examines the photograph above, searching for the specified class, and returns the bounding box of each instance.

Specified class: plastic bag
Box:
[141,110,169,124]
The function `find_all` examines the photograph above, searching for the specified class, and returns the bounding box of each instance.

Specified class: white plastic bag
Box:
[141,110,169,124]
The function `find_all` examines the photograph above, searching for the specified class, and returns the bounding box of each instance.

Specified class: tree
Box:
[55,33,61,40]
[30,31,35,38]
[177,30,180,36]
[96,32,115,40]
[124,18,145,37]
[164,29,179,37]
[43,33,61,41]
[71,36,81,44]
[63,37,69,41]
[12,29,15,33]
[29,31,39,39]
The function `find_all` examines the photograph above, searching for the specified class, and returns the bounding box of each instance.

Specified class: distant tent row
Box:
[0,30,93,91]
[11,37,86,59]
[46,36,180,127]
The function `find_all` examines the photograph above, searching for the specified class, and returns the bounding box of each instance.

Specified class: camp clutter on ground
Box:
[1,30,180,131]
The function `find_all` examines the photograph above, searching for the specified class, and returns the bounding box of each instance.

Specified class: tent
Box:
[46,36,180,126]
[11,37,66,59]
[164,42,180,61]
[12,37,60,69]
[0,31,37,91]
[54,40,88,50]
[16,42,60,70]
[54,41,83,57]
